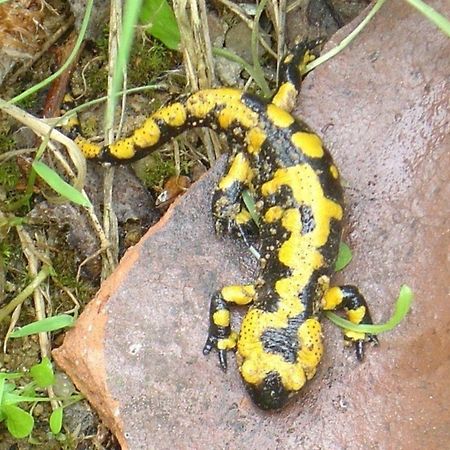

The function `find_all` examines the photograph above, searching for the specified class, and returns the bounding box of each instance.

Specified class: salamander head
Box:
[238,317,324,409]
[243,371,291,410]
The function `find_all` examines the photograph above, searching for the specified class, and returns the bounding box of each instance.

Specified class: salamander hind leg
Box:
[272,39,323,112]
[323,285,378,360]
[212,151,256,238]
[203,284,255,370]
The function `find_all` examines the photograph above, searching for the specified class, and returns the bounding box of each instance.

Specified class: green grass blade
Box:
[105,0,143,128]
[242,190,260,227]
[404,0,450,37]
[32,161,91,207]
[306,0,387,73]
[9,314,75,338]
[325,284,413,334]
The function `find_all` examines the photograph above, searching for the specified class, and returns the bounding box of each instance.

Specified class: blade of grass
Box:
[305,0,388,73]
[242,190,260,227]
[0,266,52,324]
[404,0,450,36]
[32,161,91,207]
[104,0,143,129]
[9,315,74,338]
[325,284,413,334]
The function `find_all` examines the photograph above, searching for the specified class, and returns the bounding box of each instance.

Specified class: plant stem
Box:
[0,266,51,324]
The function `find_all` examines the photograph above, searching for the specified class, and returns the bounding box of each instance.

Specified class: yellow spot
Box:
[185,88,257,129]
[65,115,80,130]
[283,54,294,64]
[186,88,242,119]
[240,359,261,384]
[280,208,300,232]
[347,305,366,324]
[75,136,102,159]
[330,165,339,179]
[235,210,252,225]
[63,93,74,103]
[108,137,136,159]
[291,132,324,158]
[266,104,295,128]
[273,278,307,316]
[132,118,161,148]
[323,286,344,310]
[222,285,255,305]
[213,310,230,327]
[299,51,316,75]
[152,102,187,127]
[218,153,253,190]
[218,103,258,129]
[344,330,365,341]
[271,82,298,112]
[264,206,284,223]
[246,127,266,154]
[298,319,323,379]
[217,331,238,350]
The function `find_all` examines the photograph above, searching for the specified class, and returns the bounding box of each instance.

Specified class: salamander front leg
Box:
[203,285,255,370]
[323,285,378,360]
[212,151,256,238]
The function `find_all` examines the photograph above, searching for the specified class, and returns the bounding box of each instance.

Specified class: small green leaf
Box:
[1,404,34,439]
[30,357,55,388]
[32,161,91,207]
[140,0,181,50]
[335,242,352,271]
[242,190,260,227]
[49,407,63,434]
[325,284,413,334]
[9,314,75,338]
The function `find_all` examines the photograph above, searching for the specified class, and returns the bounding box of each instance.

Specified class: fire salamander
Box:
[75,41,376,410]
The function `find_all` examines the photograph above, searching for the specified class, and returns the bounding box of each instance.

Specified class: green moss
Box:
[15,92,38,110]
[128,40,176,87]
[0,161,20,192]
[0,131,15,152]
[133,152,176,188]
[82,31,177,106]
[50,245,97,305]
